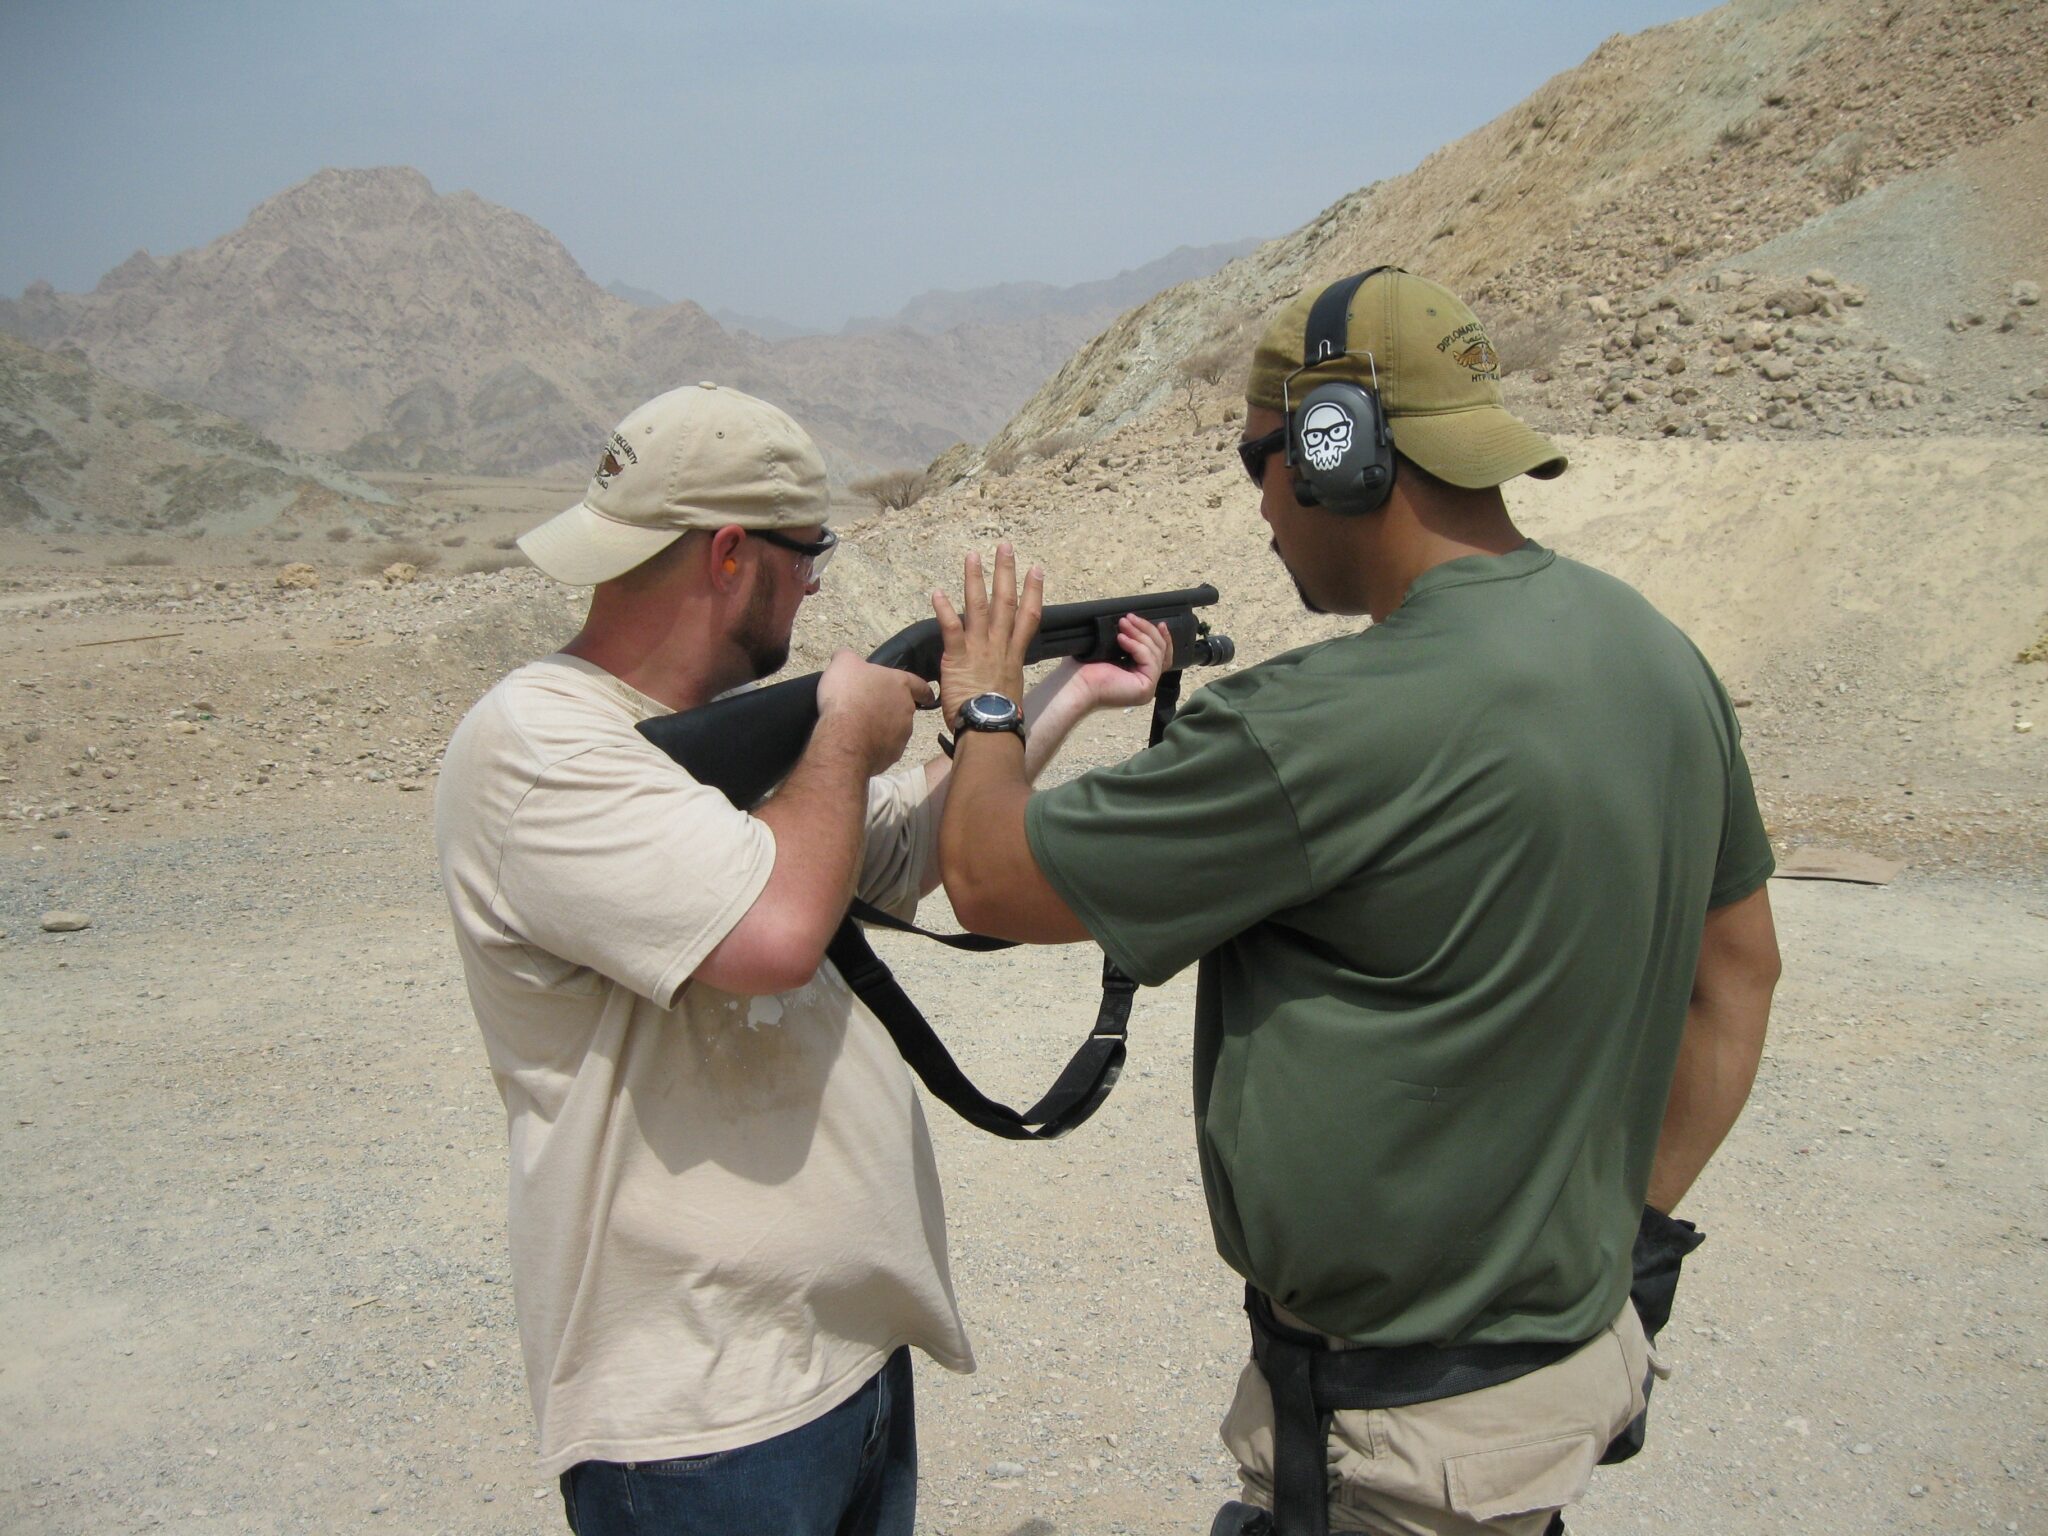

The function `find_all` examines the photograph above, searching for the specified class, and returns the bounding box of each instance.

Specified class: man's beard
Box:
[1272,538,1327,615]
[736,577,791,680]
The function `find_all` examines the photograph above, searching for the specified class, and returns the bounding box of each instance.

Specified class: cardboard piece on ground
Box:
[1771,847,1903,885]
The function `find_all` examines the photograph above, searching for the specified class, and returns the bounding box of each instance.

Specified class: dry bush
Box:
[439,534,468,548]
[1029,428,1084,462]
[1716,117,1758,148]
[492,534,520,550]
[364,542,442,575]
[1183,343,1236,386]
[462,553,527,575]
[325,525,354,543]
[1822,136,1866,204]
[850,469,929,511]
[114,550,174,567]
[983,442,1022,477]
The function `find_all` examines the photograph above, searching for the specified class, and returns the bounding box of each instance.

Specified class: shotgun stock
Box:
[636,584,1231,806]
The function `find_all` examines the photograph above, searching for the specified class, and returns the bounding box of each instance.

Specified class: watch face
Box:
[961,692,1023,731]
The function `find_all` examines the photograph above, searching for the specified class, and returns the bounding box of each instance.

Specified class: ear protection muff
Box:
[1286,268,1398,515]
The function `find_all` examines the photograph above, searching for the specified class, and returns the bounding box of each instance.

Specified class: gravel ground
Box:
[2,787,2042,1536]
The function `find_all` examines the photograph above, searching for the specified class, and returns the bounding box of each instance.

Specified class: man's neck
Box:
[562,622,743,713]
[1367,502,1524,622]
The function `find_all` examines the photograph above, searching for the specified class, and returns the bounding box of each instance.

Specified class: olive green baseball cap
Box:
[1246,268,1566,489]
[519,382,830,585]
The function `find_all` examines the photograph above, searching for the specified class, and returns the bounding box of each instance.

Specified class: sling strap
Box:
[821,666,1187,1140]
[826,917,1134,1140]
[1244,1287,1585,1536]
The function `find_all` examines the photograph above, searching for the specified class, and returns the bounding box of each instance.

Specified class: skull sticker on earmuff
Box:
[1299,400,1355,473]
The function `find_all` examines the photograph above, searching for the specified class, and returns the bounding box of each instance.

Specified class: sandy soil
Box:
[2,434,2044,1535]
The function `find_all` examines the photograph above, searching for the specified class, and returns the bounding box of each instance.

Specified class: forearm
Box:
[1020,667,1095,780]
[1646,994,1769,1213]
[700,716,873,992]
[909,670,1092,896]
[939,732,1086,942]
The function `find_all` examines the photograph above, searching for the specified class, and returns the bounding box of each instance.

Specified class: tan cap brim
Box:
[1389,405,1567,489]
[517,501,688,586]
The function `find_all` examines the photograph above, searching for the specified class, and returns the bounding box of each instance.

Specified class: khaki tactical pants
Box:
[1220,1303,1654,1536]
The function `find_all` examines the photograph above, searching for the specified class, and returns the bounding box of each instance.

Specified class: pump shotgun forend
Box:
[636,585,1230,808]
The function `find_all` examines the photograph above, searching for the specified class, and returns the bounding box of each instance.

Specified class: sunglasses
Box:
[1236,426,1287,488]
[747,526,839,582]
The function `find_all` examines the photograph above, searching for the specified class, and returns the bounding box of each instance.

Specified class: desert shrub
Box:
[850,469,929,511]
[1822,136,1866,204]
[983,442,1022,477]
[462,553,527,575]
[325,525,354,542]
[439,534,468,548]
[492,534,520,550]
[1716,117,1757,148]
[365,542,441,575]
[1028,428,1084,462]
[114,550,173,567]
[1183,343,1235,387]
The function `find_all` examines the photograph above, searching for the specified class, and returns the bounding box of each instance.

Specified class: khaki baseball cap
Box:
[518,382,830,585]
[1246,269,1566,489]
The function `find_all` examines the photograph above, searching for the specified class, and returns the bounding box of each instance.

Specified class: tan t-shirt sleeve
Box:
[854,763,937,921]
[491,742,775,1008]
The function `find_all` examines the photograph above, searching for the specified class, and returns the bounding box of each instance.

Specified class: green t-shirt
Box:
[1026,543,1773,1346]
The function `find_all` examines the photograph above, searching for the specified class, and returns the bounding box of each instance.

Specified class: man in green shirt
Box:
[932,269,1781,1536]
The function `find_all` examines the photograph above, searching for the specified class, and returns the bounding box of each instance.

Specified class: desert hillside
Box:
[985,0,2048,457]
[0,333,393,533]
[0,171,1240,480]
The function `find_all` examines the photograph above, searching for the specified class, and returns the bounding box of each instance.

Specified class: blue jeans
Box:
[559,1348,916,1536]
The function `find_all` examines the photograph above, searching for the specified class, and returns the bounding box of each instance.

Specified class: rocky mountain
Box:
[0,332,392,532]
[0,168,623,476]
[604,280,670,309]
[0,171,1242,481]
[977,0,2048,462]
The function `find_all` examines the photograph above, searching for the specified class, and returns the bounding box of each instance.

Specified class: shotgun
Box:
[637,584,1232,806]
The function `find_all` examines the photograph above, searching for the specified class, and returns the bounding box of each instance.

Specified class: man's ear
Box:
[707,525,747,592]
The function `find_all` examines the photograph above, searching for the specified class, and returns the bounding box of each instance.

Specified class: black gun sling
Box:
[827,909,1134,1140]
[820,668,1187,1140]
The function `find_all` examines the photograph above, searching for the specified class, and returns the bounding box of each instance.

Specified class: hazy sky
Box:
[1,1,1715,330]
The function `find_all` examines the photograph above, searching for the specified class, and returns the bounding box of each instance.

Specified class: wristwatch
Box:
[955,692,1026,741]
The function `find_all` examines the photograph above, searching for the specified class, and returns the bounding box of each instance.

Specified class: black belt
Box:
[1244,1287,1586,1536]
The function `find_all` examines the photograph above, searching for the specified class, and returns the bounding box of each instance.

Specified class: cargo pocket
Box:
[1443,1432,1600,1523]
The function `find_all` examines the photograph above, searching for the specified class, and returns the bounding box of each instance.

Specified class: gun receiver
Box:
[637,584,1231,806]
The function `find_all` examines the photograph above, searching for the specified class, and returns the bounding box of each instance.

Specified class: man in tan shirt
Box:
[435,382,1166,1535]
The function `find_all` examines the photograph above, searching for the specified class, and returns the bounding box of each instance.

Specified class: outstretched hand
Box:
[933,544,1042,732]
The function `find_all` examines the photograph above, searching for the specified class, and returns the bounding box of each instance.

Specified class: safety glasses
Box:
[1236,426,1287,488]
[747,526,839,583]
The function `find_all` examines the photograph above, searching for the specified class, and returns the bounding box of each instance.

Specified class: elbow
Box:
[948,875,1003,938]
[940,844,994,933]
[694,912,837,998]
[750,952,830,997]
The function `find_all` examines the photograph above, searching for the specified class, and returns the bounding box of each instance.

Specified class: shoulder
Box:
[1191,629,1401,731]
[451,657,645,764]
